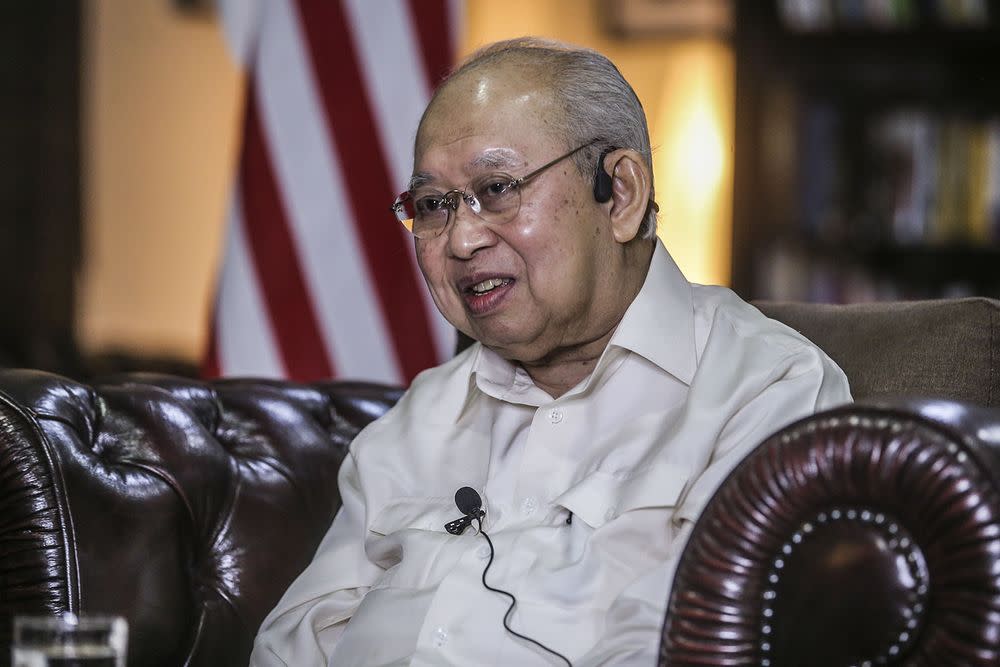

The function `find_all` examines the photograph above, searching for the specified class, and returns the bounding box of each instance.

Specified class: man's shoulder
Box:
[688,284,843,375]
[350,343,479,449]
[691,283,817,353]
[687,284,851,407]
[402,343,479,412]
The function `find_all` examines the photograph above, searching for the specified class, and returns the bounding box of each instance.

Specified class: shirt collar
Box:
[459,239,697,414]
[605,239,697,386]
[468,344,554,408]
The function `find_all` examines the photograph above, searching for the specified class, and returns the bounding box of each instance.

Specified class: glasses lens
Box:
[394,192,449,239]
[472,176,520,222]
[393,192,417,231]
[411,193,452,238]
[393,177,520,238]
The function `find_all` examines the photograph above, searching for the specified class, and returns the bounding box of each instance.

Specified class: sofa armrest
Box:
[661,398,1000,666]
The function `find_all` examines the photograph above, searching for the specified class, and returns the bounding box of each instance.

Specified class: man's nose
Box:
[446,196,496,259]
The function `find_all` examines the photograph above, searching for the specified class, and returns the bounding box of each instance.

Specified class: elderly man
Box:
[251,38,851,666]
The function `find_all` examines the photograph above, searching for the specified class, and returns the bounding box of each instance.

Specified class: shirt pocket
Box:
[552,461,690,529]
[368,496,458,536]
[366,497,466,591]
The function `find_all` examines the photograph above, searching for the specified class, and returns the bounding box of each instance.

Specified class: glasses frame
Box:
[392,139,601,239]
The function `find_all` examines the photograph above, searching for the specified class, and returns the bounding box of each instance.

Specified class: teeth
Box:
[470,278,510,294]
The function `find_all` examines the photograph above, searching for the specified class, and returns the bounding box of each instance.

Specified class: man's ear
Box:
[605,149,652,243]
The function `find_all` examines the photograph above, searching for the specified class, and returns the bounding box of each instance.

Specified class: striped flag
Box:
[204,0,460,383]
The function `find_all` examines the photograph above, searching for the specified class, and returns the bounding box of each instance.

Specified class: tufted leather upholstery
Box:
[0,370,401,666]
[661,398,1000,666]
[8,382,1000,667]
[3,298,1000,666]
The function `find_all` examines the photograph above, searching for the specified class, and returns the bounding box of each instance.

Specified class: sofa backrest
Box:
[757,297,1000,406]
[0,371,401,667]
[462,297,1000,406]
[3,297,998,665]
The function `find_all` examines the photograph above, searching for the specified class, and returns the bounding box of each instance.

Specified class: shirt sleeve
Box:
[250,450,383,666]
[574,344,851,666]
[677,344,851,525]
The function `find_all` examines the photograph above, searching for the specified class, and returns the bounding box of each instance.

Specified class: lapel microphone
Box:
[443,485,573,666]
[445,486,485,535]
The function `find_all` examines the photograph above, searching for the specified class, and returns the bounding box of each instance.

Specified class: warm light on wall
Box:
[462,0,733,286]
[653,41,732,287]
[79,0,242,361]
[672,102,726,216]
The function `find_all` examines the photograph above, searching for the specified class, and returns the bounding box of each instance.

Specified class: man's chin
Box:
[462,320,554,362]
[476,337,551,365]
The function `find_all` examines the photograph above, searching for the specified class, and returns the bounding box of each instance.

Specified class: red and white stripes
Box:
[205,0,459,383]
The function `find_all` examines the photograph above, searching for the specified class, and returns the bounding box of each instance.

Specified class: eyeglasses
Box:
[391,139,599,239]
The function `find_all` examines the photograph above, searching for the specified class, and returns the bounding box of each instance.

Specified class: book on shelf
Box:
[868,110,935,244]
[988,119,1000,241]
[796,102,1000,246]
[967,121,991,243]
[754,240,984,302]
[913,115,999,243]
[798,102,845,241]
[778,0,989,30]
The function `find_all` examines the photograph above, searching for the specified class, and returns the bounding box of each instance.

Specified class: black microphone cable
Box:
[447,487,573,666]
[473,515,573,667]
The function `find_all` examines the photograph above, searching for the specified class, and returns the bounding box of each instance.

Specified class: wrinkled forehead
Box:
[408,146,526,191]
[417,61,553,140]
[412,64,563,180]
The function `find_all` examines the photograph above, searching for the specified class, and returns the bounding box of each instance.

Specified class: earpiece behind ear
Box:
[593,148,614,203]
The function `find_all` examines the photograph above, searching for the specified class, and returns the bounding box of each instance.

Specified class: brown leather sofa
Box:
[1,298,998,666]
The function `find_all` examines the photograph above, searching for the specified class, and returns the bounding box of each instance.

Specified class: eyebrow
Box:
[407,149,524,192]
[408,172,434,191]
[470,148,520,171]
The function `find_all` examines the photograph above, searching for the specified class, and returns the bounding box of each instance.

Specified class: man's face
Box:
[413,66,629,363]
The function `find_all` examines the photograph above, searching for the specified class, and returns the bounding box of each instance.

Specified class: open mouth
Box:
[468,277,512,295]
[459,275,515,315]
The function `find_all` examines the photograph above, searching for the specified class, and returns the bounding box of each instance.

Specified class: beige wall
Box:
[79,0,243,362]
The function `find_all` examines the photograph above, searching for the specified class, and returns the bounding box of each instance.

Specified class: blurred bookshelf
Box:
[731,0,1000,303]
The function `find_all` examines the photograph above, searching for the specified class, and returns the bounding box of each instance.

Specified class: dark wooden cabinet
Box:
[0,3,82,373]
[732,1,1000,302]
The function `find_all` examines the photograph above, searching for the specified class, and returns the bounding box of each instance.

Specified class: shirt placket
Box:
[410,525,523,665]
[515,399,580,523]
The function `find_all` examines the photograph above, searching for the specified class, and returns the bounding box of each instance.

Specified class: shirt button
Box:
[548,409,564,424]
[522,497,538,516]
[604,506,617,522]
[477,544,491,559]
[432,627,448,647]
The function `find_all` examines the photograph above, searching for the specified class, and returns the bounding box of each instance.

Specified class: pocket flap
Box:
[553,461,690,529]
[369,496,457,536]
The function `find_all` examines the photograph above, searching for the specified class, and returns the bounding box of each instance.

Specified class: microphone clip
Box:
[445,486,486,535]
[445,511,482,535]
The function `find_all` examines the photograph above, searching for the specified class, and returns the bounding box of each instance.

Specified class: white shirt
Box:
[251,241,851,666]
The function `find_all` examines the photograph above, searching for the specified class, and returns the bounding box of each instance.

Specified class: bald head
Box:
[416,38,659,238]
[417,59,558,160]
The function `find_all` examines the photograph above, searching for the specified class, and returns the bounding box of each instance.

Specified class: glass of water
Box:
[12,613,127,667]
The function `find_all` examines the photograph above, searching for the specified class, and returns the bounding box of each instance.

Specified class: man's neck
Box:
[519,241,656,399]
[515,239,656,398]
[519,330,616,399]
